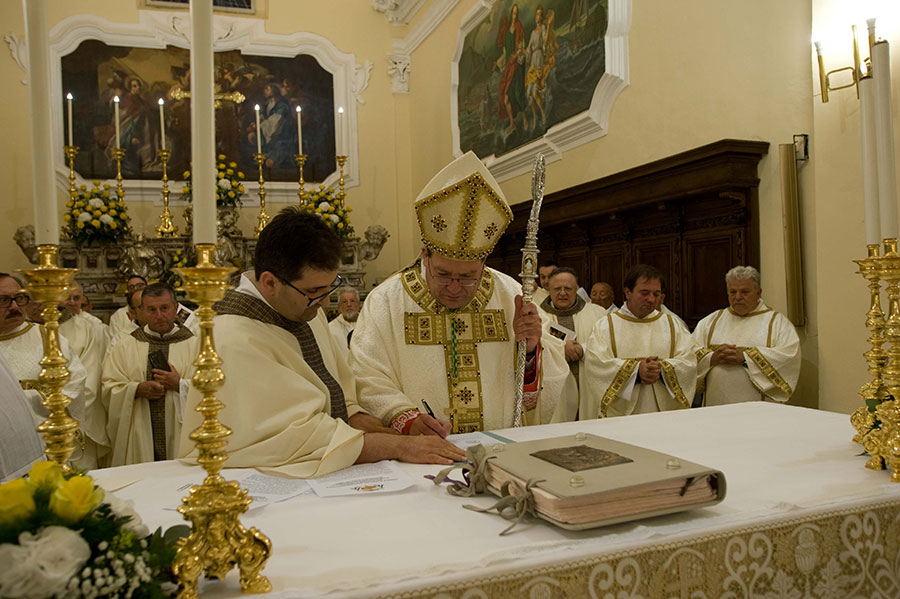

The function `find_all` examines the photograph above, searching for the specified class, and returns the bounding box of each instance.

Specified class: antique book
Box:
[483,433,726,530]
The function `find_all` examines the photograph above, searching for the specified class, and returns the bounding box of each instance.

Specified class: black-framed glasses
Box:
[0,293,30,309]
[278,274,344,304]
[426,257,482,288]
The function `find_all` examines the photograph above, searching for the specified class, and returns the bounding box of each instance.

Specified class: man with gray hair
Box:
[329,287,360,355]
[692,266,800,405]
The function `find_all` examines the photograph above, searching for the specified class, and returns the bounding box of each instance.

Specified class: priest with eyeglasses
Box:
[349,152,572,435]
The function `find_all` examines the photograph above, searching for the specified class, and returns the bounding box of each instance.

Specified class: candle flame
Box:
[255,104,260,111]
[66,92,73,100]
[158,98,165,106]
[114,95,120,103]
[296,106,301,112]
[338,106,344,114]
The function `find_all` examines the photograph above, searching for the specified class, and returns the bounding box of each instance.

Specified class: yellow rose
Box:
[27,461,63,488]
[315,208,322,213]
[337,222,344,229]
[346,206,352,212]
[92,187,100,193]
[103,184,111,190]
[218,162,226,169]
[63,214,72,222]
[75,201,85,208]
[100,205,108,212]
[229,161,237,168]
[93,210,101,217]
[92,179,101,185]
[238,185,245,193]
[110,222,117,230]
[0,478,36,524]
[79,184,87,191]
[50,476,103,524]
[77,221,85,229]
[91,219,100,228]
[121,213,129,220]
[72,209,80,216]
[227,191,234,198]
[217,154,226,160]
[182,186,190,194]
[226,168,233,175]
[65,201,73,208]
[109,209,117,216]
[237,172,245,179]
[102,191,110,198]
[217,172,224,179]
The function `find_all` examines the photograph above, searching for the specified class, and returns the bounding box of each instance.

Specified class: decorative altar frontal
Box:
[92,403,900,598]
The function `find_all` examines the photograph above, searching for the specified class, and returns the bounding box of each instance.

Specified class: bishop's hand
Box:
[513,295,542,354]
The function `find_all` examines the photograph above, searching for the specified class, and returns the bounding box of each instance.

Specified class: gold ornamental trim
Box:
[607,313,617,357]
[660,360,691,409]
[695,347,713,361]
[0,321,35,341]
[665,313,676,357]
[744,346,794,397]
[727,305,773,318]
[705,309,726,346]
[613,310,664,324]
[598,358,640,417]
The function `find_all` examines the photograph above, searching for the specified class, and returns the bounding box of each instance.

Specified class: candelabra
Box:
[112,147,126,202]
[294,153,308,205]
[155,148,178,237]
[336,155,347,208]
[253,152,270,237]
[171,245,271,599]
[19,245,79,471]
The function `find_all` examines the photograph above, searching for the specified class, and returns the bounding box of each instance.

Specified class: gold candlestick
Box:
[253,152,270,237]
[64,145,78,203]
[19,245,79,471]
[171,245,271,599]
[294,153,308,206]
[336,155,347,208]
[113,147,126,202]
[155,148,178,237]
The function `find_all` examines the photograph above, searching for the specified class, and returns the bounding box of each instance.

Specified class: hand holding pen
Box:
[405,399,452,438]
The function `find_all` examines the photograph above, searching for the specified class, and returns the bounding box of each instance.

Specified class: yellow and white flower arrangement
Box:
[0,461,186,599]
[63,180,132,246]
[302,185,354,239]
[180,154,245,207]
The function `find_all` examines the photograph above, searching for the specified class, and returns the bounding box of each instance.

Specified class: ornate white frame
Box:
[450,0,631,182]
[21,11,371,204]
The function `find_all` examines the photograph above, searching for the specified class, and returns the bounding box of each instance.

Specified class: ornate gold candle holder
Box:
[64,145,78,203]
[253,152,270,237]
[336,155,347,208]
[112,147,126,202]
[294,153,308,206]
[19,245,79,471]
[155,148,178,237]
[171,245,271,598]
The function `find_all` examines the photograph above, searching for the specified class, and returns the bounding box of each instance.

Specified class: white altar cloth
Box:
[91,403,900,599]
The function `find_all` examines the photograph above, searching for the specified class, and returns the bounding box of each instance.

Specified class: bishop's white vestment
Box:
[350,263,572,433]
[692,301,800,405]
[179,276,366,478]
[582,307,697,418]
[102,324,197,466]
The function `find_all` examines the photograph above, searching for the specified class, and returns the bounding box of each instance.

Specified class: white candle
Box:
[24,0,57,245]
[873,40,898,240]
[296,106,303,155]
[66,93,73,146]
[189,0,216,246]
[255,104,262,154]
[860,76,880,245]
[158,98,166,150]
[337,106,344,156]
[113,96,120,148]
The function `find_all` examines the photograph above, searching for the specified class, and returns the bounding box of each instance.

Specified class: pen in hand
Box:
[421,399,436,419]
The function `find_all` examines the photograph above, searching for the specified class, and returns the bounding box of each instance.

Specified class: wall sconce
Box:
[813,23,867,102]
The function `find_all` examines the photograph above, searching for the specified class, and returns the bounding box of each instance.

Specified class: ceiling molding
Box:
[371,0,428,26]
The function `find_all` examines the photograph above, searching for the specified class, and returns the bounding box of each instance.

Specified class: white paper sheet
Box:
[447,431,512,451]
[307,460,414,497]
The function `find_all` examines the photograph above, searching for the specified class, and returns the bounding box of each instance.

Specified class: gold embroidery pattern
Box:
[660,360,690,409]
[484,222,498,238]
[401,264,508,433]
[745,346,794,397]
[705,309,726,347]
[695,347,713,361]
[431,214,447,232]
[0,321,35,341]
[599,359,640,417]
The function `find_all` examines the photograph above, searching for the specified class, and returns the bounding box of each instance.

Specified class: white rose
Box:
[104,493,150,538]
[0,542,42,599]
[329,214,340,223]
[78,212,92,222]
[0,527,90,599]
[100,214,113,225]
[89,198,104,209]
[217,178,231,190]
[318,202,330,211]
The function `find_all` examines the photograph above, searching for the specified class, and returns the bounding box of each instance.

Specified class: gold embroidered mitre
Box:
[414,151,513,261]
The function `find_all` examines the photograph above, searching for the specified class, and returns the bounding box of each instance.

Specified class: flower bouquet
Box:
[63,181,132,246]
[180,154,245,207]
[0,462,187,599]
[158,249,191,296]
[302,185,354,239]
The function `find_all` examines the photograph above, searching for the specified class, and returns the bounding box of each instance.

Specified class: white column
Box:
[190,0,217,246]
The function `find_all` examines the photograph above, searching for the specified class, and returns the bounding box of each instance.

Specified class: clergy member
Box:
[539,267,605,420]
[0,351,44,482]
[582,264,697,418]
[590,281,617,314]
[108,274,146,341]
[693,266,800,405]
[63,281,108,338]
[350,151,572,434]
[533,260,558,305]
[102,282,197,466]
[329,287,360,355]
[179,208,465,477]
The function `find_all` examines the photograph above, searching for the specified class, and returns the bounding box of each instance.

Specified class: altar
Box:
[91,403,900,599]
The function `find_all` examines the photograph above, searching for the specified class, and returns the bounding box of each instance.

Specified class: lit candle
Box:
[296,106,303,155]
[189,0,216,246]
[113,95,120,148]
[337,106,344,156]
[255,104,262,154]
[158,98,166,150]
[66,93,73,146]
[860,75,879,245]
[872,40,898,240]
[25,0,58,245]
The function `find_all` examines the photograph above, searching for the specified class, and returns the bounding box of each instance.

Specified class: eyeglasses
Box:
[0,294,30,309]
[126,282,147,292]
[279,274,344,304]
[426,258,482,288]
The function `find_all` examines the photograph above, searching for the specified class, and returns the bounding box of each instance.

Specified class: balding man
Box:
[590,282,617,314]
[63,281,108,337]
[109,274,147,341]
[329,287,360,355]
[693,266,800,405]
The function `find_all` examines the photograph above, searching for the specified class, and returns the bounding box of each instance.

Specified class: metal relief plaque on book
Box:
[530,445,633,472]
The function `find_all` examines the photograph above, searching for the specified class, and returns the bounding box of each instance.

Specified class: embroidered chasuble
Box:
[351,263,573,433]
[582,308,697,418]
[102,324,197,466]
[179,281,365,478]
[692,301,800,405]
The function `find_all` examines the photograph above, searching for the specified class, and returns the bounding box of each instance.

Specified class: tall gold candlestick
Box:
[294,153,308,206]
[870,238,900,480]
[19,245,79,471]
[171,245,271,598]
[253,152,270,237]
[336,155,347,208]
[113,147,126,202]
[155,148,178,237]
[64,145,78,203]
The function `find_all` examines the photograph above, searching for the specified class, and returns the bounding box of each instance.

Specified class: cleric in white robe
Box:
[328,287,360,357]
[108,275,147,342]
[693,265,800,405]
[350,151,572,434]
[583,264,697,418]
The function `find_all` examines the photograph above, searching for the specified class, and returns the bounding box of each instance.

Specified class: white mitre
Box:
[414,151,513,261]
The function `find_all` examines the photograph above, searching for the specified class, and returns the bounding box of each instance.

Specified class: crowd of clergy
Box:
[0,152,800,481]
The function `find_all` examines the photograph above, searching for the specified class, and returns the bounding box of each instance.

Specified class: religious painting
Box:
[144,0,255,14]
[60,40,335,184]
[456,0,607,159]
